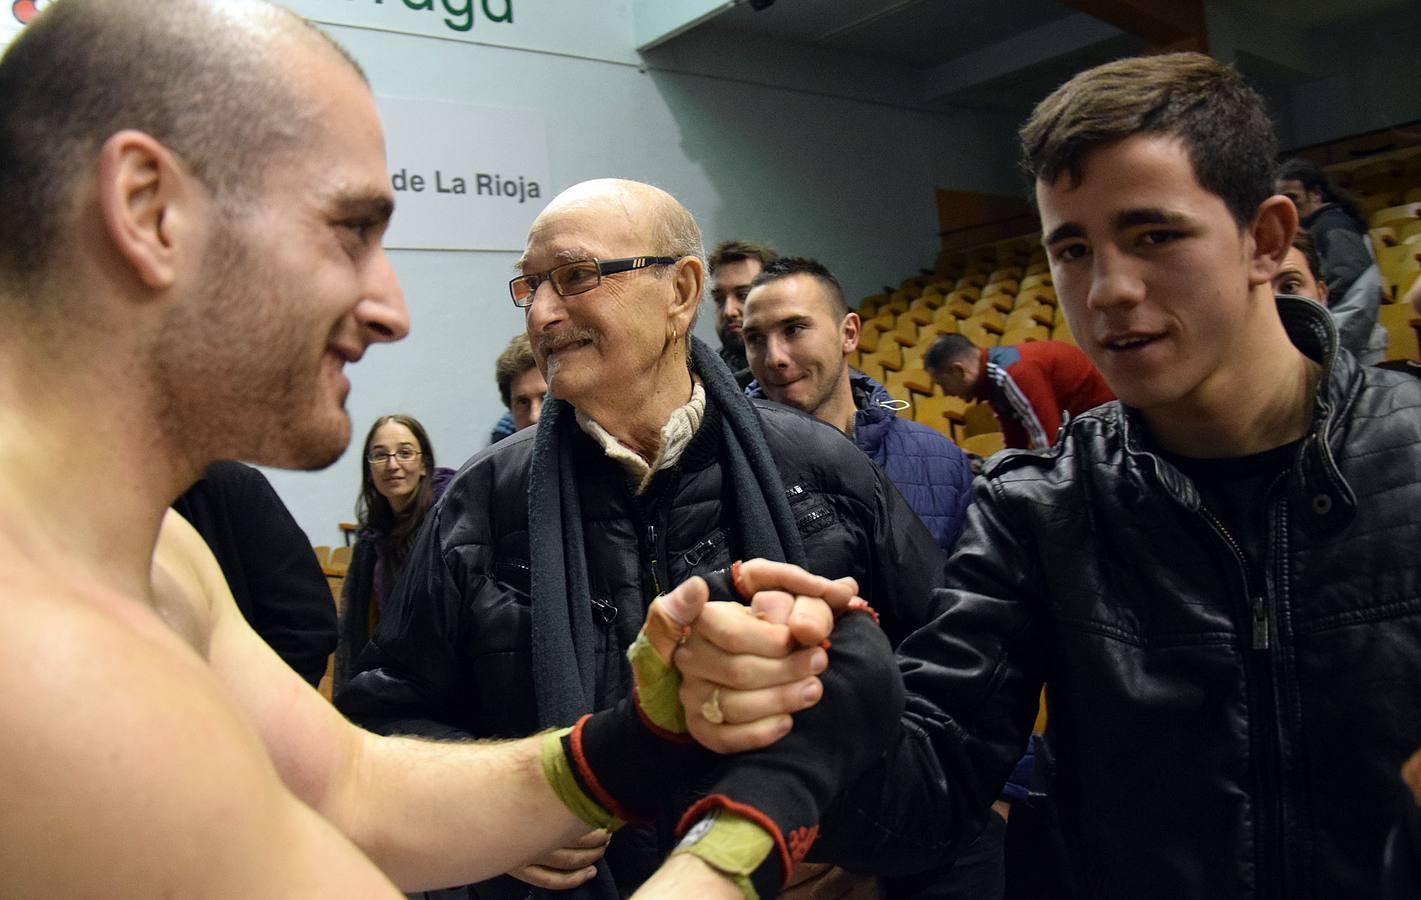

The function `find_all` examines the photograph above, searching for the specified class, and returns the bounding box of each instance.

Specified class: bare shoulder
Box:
[0,558,398,898]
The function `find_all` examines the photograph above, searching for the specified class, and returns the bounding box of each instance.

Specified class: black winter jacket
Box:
[337,394,947,896]
[820,297,1421,899]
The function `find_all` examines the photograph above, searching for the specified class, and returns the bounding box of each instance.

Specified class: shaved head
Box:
[527,178,704,268]
[0,0,365,297]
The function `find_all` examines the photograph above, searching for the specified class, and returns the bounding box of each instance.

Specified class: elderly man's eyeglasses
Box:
[367,447,422,465]
[509,256,679,308]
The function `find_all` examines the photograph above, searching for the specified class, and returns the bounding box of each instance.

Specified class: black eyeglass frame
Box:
[366,448,423,465]
[509,256,680,308]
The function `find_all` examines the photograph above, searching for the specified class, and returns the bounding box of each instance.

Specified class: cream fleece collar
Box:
[576,378,706,494]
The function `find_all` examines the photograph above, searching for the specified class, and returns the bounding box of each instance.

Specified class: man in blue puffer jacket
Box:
[742,257,973,554]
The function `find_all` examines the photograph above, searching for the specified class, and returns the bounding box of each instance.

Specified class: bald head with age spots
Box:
[0,0,365,303]
[518,179,707,456]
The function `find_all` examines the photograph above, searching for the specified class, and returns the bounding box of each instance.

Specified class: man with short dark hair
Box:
[743,256,973,553]
[708,239,779,387]
[923,333,1113,450]
[490,332,547,443]
[677,52,1421,898]
[0,3,780,896]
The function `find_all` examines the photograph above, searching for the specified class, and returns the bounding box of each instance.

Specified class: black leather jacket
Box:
[823,298,1421,899]
[338,394,946,896]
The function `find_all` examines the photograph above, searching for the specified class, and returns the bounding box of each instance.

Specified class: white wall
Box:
[260,3,1022,544]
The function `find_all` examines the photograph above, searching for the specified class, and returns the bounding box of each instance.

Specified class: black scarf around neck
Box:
[528,336,806,730]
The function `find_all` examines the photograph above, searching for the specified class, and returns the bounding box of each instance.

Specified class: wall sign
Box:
[377,97,551,251]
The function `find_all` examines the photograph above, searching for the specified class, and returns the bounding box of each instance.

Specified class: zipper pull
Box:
[647,525,661,595]
[1252,595,1270,650]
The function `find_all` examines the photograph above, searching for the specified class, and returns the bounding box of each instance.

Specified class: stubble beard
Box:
[151,218,350,475]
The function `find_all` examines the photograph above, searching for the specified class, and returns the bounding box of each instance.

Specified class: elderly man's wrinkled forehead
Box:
[519,179,688,272]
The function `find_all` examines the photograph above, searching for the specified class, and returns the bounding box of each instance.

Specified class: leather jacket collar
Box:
[1117,296,1357,537]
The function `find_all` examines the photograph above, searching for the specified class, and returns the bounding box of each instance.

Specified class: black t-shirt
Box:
[1157,440,1301,597]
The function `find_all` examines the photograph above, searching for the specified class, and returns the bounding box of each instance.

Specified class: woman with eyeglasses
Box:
[334,414,454,693]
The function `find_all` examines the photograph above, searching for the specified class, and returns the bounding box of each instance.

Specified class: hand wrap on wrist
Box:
[542,567,751,829]
[674,608,902,895]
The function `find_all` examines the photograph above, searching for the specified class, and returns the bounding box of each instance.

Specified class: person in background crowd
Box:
[173,461,337,687]
[1272,230,1329,304]
[489,333,547,444]
[335,414,454,691]
[1276,157,1386,363]
[708,239,779,388]
[743,256,974,553]
[924,334,1114,450]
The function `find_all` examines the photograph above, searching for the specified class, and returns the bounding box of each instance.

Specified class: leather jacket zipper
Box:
[647,524,663,596]
[1202,508,1269,650]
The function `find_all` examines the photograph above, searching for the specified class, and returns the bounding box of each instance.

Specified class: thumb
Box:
[643,576,708,663]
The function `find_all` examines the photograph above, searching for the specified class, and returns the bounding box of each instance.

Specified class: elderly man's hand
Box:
[673,559,864,753]
[510,829,610,890]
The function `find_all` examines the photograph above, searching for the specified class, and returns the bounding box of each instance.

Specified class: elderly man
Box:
[339,179,945,898]
[708,240,779,388]
[1,2,861,897]
[490,332,548,443]
[676,53,1421,898]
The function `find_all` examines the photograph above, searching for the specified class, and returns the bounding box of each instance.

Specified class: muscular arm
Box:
[0,568,400,897]
[164,511,593,891]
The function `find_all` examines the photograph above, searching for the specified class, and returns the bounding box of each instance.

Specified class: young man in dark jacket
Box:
[742,256,974,554]
[677,52,1421,899]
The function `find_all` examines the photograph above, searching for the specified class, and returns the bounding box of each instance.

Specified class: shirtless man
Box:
[0,2,852,895]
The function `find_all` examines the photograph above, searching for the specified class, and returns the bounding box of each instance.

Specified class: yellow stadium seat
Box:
[945,295,976,319]
[983,279,1020,299]
[857,324,882,354]
[1052,322,1077,345]
[1370,203,1421,230]
[956,274,987,291]
[1020,272,1052,291]
[912,394,968,436]
[1006,304,1055,328]
[1379,304,1420,361]
[903,302,936,327]
[958,320,999,348]
[885,297,910,315]
[1001,325,1050,345]
[920,318,959,342]
[889,318,918,347]
[960,431,1007,458]
[967,310,1007,334]
[973,295,1014,315]
[874,340,904,372]
[870,311,896,331]
[859,293,889,317]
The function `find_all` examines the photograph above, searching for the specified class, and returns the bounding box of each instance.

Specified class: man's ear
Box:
[841,311,861,354]
[669,255,705,334]
[96,129,199,291]
[1248,194,1297,287]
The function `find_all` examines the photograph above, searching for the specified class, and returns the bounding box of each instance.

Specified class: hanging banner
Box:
[377,97,551,251]
[282,0,637,63]
[4,3,637,63]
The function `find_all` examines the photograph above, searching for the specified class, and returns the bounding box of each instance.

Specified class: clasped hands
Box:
[517,559,862,890]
